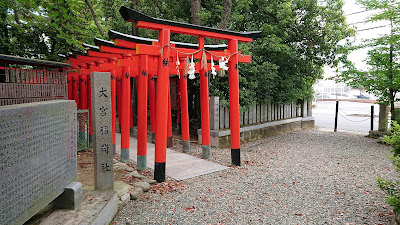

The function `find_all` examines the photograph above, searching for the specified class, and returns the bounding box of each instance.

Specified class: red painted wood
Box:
[100,45,137,55]
[179,69,190,142]
[77,65,87,110]
[67,74,72,100]
[72,72,79,107]
[87,62,95,136]
[148,72,156,134]
[155,29,170,163]
[108,57,118,148]
[136,44,251,63]
[136,21,254,42]
[228,39,240,149]
[199,36,210,147]
[114,39,141,49]
[121,53,132,150]
[88,50,123,58]
[137,55,148,157]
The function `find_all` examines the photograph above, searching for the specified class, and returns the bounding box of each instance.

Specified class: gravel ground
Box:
[113,129,397,224]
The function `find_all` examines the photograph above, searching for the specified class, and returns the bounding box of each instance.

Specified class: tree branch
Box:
[84,0,104,37]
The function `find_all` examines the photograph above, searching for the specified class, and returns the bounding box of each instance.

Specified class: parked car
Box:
[356,94,370,99]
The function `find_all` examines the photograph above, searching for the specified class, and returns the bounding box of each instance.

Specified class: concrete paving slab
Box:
[115,133,228,181]
[41,190,118,225]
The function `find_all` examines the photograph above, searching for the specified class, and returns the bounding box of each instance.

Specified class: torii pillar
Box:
[137,54,149,170]
[179,68,190,152]
[199,36,211,159]
[228,39,241,166]
[107,57,118,154]
[121,53,132,162]
[154,29,170,182]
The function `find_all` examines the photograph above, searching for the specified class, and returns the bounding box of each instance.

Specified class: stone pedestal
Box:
[52,182,82,210]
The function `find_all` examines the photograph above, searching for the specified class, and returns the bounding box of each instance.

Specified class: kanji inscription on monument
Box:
[0,100,77,225]
[90,72,114,190]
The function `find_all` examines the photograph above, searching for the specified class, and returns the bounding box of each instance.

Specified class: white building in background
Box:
[313,79,351,99]
[313,77,374,100]
[314,0,389,101]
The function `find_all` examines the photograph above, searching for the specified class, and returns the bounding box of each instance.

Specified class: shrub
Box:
[378,121,400,213]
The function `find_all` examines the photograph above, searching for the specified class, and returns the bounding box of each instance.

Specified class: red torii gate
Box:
[67,39,226,172]
[67,8,259,182]
[119,6,260,182]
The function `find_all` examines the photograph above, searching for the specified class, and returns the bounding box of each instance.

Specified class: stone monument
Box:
[91,72,114,190]
[0,100,80,225]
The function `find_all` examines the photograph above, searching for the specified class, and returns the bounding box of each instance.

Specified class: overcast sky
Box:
[323,0,391,77]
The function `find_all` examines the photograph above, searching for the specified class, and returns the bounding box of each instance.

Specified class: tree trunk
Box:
[131,0,139,35]
[389,18,395,122]
[390,89,396,122]
[219,0,232,30]
[191,0,201,25]
[13,4,21,24]
[1,5,9,54]
[84,0,104,37]
[212,0,232,44]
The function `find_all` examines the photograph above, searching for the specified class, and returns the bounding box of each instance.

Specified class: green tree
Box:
[0,0,87,60]
[338,0,400,121]
[208,0,354,108]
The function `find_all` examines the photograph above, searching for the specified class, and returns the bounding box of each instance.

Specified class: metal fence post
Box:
[334,101,339,132]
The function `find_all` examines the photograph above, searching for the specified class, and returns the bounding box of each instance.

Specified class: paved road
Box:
[313,100,380,134]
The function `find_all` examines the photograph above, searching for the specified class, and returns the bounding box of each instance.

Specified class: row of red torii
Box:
[67,7,260,182]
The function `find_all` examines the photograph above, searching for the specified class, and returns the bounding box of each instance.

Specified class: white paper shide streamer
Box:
[211,55,217,78]
[188,55,196,79]
[176,53,180,78]
[219,57,229,71]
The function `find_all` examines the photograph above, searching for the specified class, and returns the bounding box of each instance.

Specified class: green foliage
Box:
[338,0,400,119]
[383,121,400,156]
[2,0,352,110]
[377,176,400,213]
[209,0,354,108]
[1,0,87,60]
[378,121,400,212]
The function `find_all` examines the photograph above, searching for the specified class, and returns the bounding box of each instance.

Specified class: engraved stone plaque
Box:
[90,72,113,190]
[0,100,77,225]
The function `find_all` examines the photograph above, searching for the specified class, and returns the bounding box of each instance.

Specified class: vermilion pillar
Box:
[228,39,241,166]
[130,83,134,131]
[179,69,190,152]
[121,53,132,162]
[155,29,170,182]
[167,83,173,148]
[67,74,72,100]
[72,71,79,107]
[78,64,88,110]
[199,36,211,159]
[108,57,118,155]
[137,55,148,171]
[117,76,122,126]
[87,62,95,146]
[148,73,156,143]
